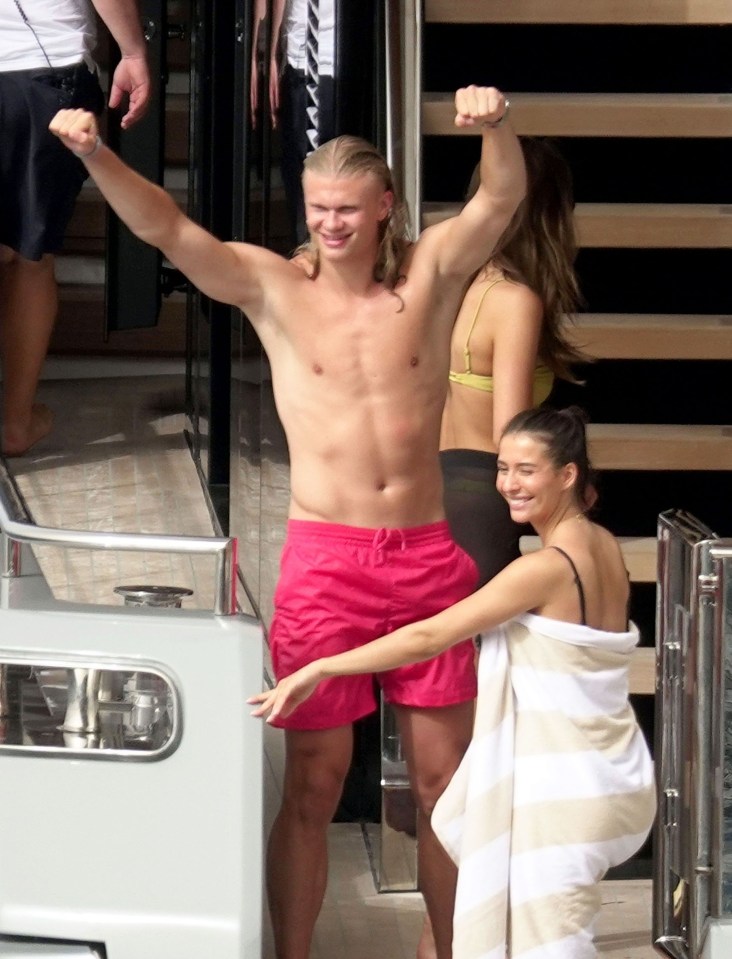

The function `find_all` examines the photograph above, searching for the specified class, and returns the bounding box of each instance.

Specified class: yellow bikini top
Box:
[448,278,554,404]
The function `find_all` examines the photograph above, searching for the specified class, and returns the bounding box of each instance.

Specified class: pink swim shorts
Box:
[269,519,478,730]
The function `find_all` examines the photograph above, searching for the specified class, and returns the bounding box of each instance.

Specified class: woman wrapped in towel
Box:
[249,405,656,959]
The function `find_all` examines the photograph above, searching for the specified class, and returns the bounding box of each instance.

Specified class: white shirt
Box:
[284,0,334,77]
[0,0,97,72]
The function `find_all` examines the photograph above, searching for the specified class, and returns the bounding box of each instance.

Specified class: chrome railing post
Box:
[384,0,422,237]
[213,537,237,615]
[691,542,719,954]
[709,544,732,924]
[1,531,21,578]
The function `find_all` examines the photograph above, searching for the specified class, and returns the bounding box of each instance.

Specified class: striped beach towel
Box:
[431,612,656,959]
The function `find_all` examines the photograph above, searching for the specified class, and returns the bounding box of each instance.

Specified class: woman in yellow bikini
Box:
[440,137,586,588]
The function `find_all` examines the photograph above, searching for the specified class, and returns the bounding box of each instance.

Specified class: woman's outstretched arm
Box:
[249,550,559,723]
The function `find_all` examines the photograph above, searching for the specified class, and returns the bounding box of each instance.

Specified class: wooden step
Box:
[629,647,655,696]
[65,187,106,240]
[576,203,732,248]
[588,423,732,470]
[569,313,732,359]
[54,255,104,285]
[62,184,291,256]
[64,186,189,254]
[423,92,732,138]
[423,202,732,248]
[426,0,732,25]
[520,534,657,582]
[54,285,186,356]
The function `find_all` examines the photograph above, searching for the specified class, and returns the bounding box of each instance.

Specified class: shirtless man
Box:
[50,86,525,959]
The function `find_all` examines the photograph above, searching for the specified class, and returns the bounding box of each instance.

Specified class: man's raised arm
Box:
[423,85,527,279]
[49,109,284,319]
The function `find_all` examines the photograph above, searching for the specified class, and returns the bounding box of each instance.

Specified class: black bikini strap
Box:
[550,546,587,626]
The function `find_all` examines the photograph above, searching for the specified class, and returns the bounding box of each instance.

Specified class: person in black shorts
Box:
[0,0,150,456]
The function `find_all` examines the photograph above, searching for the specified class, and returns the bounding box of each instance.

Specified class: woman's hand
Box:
[248,661,324,723]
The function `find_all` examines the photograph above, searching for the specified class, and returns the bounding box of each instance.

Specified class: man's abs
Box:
[287,450,446,527]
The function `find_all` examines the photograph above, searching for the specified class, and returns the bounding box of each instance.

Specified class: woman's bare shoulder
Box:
[570,522,628,585]
[490,276,543,312]
[496,546,570,592]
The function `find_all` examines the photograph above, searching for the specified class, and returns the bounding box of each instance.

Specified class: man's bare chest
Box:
[284,305,444,386]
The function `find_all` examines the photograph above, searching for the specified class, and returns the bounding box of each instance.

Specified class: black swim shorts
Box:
[0,62,105,260]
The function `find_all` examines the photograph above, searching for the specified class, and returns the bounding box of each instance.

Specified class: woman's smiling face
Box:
[496,432,576,526]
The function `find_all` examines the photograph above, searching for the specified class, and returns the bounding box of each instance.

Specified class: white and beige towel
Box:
[432,612,656,959]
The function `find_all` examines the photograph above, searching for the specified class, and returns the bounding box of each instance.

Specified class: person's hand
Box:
[454,85,508,129]
[109,54,151,128]
[247,662,324,723]
[49,109,101,156]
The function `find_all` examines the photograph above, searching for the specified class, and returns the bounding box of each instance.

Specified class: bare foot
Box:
[416,914,437,959]
[2,403,54,456]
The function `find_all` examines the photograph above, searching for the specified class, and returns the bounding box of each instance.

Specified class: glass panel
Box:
[0,661,180,760]
[377,700,418,892]
[227,0,271,622]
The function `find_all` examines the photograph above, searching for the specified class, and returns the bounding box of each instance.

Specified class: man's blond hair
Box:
[295,136,410,291]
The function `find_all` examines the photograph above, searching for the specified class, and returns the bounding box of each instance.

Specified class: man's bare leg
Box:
[0,248,57,456]
[267,723,353,959]
[394,701,474,959]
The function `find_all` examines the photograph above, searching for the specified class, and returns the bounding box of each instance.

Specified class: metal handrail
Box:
[0,467,237,615]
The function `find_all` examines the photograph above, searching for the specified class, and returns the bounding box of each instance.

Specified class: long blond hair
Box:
[295,136,410,291]
[469,137,586,380]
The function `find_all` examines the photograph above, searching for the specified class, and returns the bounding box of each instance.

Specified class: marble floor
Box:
[2,362,657,958]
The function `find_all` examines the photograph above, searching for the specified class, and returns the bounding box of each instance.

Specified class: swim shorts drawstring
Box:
[371,528,407,553]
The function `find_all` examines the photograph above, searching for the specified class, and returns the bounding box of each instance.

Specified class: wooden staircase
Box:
[421,1,732,706]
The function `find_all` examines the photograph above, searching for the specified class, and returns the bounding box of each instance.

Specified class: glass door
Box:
[186,0,239,518]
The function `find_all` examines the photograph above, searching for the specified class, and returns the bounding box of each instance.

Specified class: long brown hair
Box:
[468,137,586,380]
[294,136,411,291]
